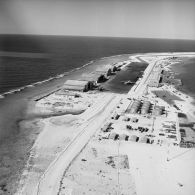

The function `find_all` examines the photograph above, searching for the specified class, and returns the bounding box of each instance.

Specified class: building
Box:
[141,100,151,115]
[139,136,150,143]
[109,133,118,140]
[148,66,162,87]
[131,117,138,123]
[63,80,92,92]
[126,100,141,114]
[119,134,128,141]
[129,135,139,142]
[152,105,164,116]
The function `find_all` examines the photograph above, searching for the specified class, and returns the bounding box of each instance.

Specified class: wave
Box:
[2,52,194,99]
[0,59,95,99]
[0,54,134,98]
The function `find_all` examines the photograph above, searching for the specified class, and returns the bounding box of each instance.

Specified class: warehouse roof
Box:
[64,80,89,86]
[63,85,86,91]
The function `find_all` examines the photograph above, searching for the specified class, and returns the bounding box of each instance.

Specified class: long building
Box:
[141,100,151,115]
[63,80,93,92]
[147,66,162,87]
[126,100,141,114]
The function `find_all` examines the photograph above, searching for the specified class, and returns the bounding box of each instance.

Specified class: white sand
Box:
[120,142,195,195]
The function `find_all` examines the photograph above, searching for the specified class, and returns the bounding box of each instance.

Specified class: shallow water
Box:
[171,57,195,97]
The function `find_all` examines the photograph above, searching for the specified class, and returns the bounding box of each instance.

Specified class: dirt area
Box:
[35,90,99,115]
[59,137,136,195]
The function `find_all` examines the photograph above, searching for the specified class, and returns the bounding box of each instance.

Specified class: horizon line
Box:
[0,33,195,41]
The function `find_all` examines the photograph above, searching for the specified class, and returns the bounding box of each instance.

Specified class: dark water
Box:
[103,62,147,93]
[1,34,195,95]
[171,57,195,97]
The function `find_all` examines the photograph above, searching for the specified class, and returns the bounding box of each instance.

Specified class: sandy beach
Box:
[1,52,195,195]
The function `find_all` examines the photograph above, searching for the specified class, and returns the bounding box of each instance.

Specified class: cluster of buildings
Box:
[63,64,121,92]
[126,99,165,117]
[155,120,180,145]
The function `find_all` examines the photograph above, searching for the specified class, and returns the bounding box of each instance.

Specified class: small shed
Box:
[109,133,118,140]
[129,135,139,142]
[119,134,128,141]
[112,113,120,120]
[131,117,138,123]
[101,122,112,132]
[139,136,150,143]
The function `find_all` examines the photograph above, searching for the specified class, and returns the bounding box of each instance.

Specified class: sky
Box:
[0,0,195,40]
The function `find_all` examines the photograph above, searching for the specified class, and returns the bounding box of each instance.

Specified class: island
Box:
[10,52,195,195]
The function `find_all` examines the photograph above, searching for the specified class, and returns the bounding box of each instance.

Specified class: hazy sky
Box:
[0,0,195,39]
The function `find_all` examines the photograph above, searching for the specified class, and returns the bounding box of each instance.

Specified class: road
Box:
[128,56,158,98]
[34,93,121,195]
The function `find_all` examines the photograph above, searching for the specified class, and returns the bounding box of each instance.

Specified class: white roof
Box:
[63,85,85,91]
[64,80,88,86]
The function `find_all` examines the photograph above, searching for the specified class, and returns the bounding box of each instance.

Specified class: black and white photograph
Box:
[0,0,195,195]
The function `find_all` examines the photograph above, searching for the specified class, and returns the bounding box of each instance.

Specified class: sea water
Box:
[1,35,195,96]
[171,57,195,97]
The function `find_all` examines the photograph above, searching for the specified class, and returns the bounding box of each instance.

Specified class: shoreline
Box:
[0,52,195,194]
[0,53,131,139]
[0,53,133,194]
[170,57,195,99]
[0,54,126,98]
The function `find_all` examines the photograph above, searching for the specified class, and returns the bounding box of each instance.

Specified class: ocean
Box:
[1,34,195,96]
[171,57,195,97]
